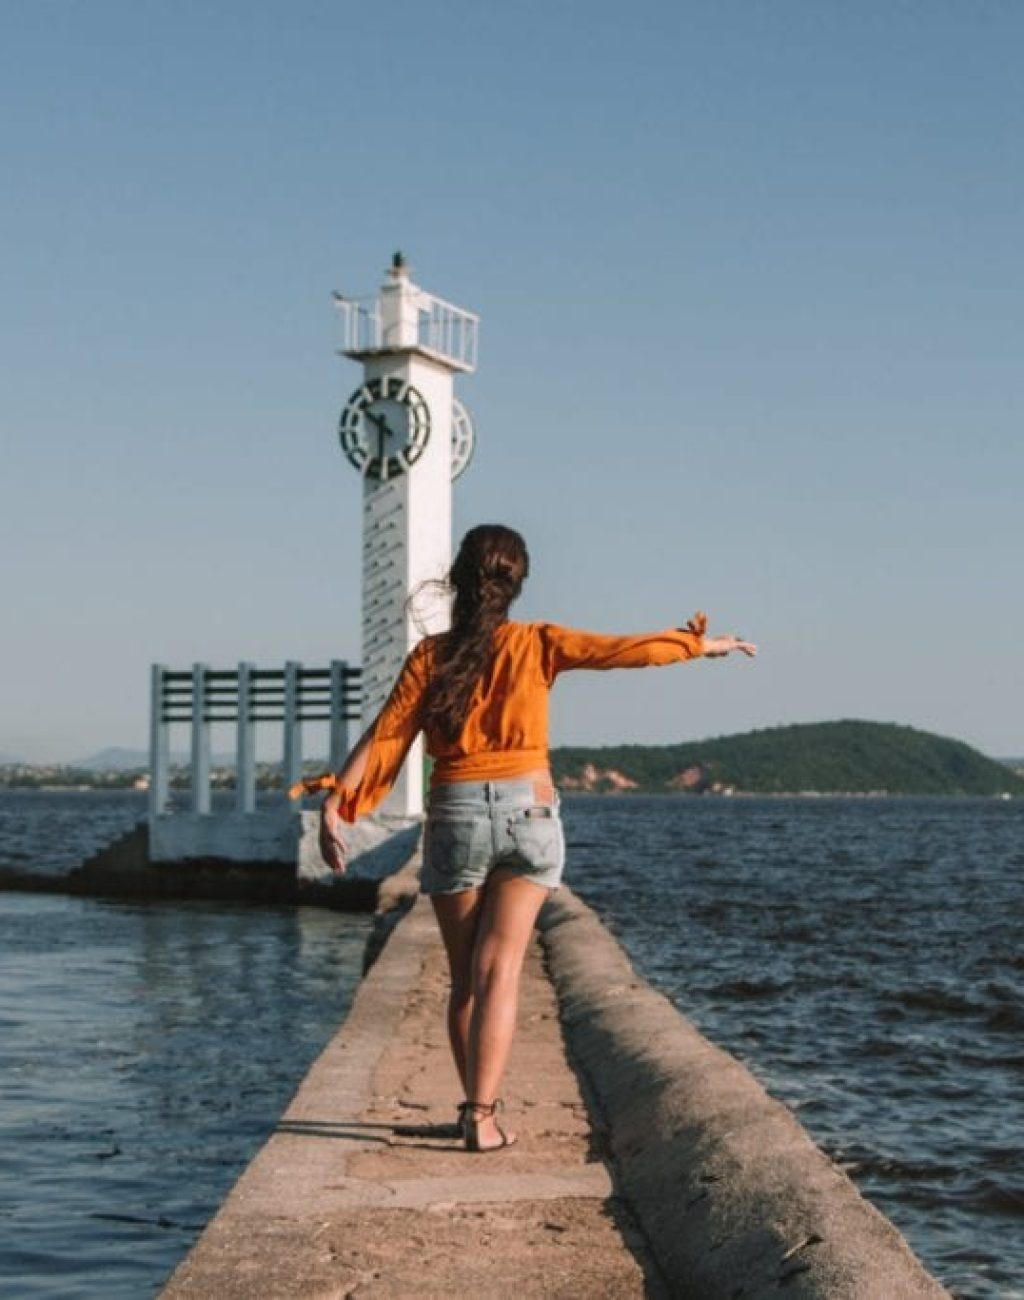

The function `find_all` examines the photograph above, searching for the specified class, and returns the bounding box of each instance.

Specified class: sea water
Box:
[562,794,1024,1299]
[1,791,1022,1297]
[0,791,369,1298]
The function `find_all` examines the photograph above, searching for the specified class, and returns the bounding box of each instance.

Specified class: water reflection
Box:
[0,891,369,1298]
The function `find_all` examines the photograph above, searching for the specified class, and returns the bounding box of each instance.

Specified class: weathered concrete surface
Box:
[154,864,947,1298]
[160,872,657,1298]
[149,808,302,864]
[537,890,949,1299]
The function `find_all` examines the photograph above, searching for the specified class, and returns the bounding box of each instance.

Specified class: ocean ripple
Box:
[565,794,1024,1299]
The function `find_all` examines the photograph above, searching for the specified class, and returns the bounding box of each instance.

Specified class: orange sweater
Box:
[302,615,707,822]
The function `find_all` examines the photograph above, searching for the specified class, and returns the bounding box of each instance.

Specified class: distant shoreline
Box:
[0,785,1015,802]
[3,718,1022,799]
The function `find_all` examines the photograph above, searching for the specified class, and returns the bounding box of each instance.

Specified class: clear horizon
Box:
[2,2,1022,762]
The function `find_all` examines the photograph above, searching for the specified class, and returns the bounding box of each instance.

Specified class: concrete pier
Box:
[161,864,948,1298]
[162,858,655,1297]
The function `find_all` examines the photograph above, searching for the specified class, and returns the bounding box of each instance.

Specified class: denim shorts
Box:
[420,777,566,895]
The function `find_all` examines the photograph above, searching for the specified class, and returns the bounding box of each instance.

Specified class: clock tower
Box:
[335,253,478,817]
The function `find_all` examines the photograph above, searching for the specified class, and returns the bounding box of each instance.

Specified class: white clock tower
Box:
[335,253,478,818]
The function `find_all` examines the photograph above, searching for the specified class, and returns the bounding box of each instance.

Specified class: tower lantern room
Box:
[334,253,479,817]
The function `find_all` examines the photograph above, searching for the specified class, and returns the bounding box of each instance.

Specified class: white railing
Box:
[416,293,479,371]
[148,661,362,821]
[335,295,382,353]
[335,290,478,372]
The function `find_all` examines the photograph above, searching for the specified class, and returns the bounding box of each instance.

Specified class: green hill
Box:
[551,720,1024,796]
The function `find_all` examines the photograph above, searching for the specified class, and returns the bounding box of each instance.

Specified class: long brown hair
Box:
[421,524,529,743]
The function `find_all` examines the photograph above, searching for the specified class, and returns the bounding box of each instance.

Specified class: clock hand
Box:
[365,409,396,470]
[363,408,392,475]
[366,409,397,439]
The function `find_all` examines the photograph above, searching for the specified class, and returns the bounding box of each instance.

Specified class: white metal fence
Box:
[336,290,478,371]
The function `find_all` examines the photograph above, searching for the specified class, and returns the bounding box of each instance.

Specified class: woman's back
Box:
[350,616,710,809]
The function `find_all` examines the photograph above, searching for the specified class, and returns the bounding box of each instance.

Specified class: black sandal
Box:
[458,1099,516,1153]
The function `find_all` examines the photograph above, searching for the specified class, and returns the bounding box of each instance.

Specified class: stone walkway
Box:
[162,892,661,1298]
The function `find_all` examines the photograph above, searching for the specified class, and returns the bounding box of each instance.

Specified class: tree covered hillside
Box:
[551,721,1024,796]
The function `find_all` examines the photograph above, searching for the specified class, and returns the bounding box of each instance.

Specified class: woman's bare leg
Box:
[466,870,549,1148]
[430,887,484,1092]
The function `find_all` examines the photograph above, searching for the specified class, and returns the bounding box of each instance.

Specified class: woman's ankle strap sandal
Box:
[457,1099,516,1153]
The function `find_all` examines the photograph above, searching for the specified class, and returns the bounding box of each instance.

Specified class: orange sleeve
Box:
[335,641,431,822]
[538,613,707,684]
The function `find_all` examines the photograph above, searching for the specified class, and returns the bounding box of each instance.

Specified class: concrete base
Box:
[296,812,421,885]
[0,816,425,913]
[149,810,302,864]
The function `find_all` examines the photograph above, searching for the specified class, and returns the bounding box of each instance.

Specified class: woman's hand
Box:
[318,796,348,874]
[704,634,758,659]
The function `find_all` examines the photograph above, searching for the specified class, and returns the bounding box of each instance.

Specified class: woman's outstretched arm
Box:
[538,614,757,679]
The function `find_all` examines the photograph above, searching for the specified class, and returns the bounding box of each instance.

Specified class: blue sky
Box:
[1,1,1021,761]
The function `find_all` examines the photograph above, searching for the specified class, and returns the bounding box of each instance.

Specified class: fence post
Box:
[283,660,302,799]
[236,661,256,813]
[191,662,211,814]
[149,664,170,819]
[329,659,351,771]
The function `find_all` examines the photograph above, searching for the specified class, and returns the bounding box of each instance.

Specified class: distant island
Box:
[2,721,1021,797]
[551,721,1024,797]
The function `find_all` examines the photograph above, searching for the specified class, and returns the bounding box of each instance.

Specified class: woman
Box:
[309,524,757,1153]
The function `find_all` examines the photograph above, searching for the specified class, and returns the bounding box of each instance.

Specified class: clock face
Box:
[338,376,431,480]
[451,397,476,481]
